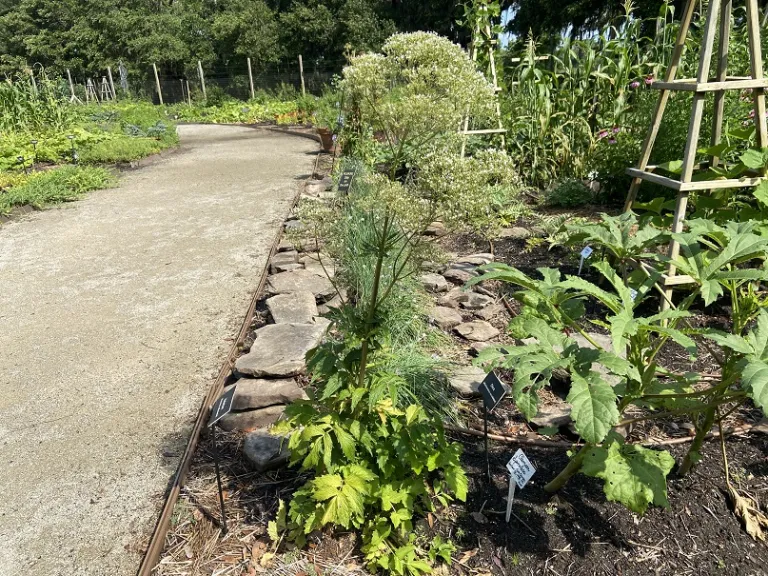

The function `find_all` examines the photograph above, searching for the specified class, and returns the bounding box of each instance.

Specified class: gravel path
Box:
[0,125,316,576]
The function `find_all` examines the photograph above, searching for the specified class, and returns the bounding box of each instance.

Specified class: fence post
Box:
[247,57,255,100]
[107,66,117,99]
[153,63,164,105]
[186,80,192,106]
[299,54,306,96]
[197,60,207,101]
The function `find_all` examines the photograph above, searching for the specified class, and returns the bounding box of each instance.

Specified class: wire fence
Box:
[62,59,346,105]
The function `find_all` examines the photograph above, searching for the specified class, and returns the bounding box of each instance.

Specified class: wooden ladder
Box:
[624,0,768,310]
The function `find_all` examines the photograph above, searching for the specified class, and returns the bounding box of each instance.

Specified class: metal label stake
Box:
[479,371,507,484]
[207,385,237,534]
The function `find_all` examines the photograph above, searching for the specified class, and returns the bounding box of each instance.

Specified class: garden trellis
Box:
[459,0,506,157]
[624,0,768,310]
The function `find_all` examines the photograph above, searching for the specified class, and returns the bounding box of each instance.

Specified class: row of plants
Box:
[268,32,525,575]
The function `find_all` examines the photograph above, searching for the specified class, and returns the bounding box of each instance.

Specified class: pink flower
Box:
[645,75,654,85]
[598,129,610,139]
[608,138,617,145]
[613,126,621,134]
[630,81,640,89]
[750,109,756,118]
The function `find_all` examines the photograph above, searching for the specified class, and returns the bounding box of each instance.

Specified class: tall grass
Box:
[0,68,71,132]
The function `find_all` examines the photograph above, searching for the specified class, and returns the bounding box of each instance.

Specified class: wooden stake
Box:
[247,57,255,100]
[66,69,82,104]
[662,0,722,311]
[186,80,192,106]
[746,0,768,148]
[107,66,117,99]
[711,0,732,168]
[299,54,306,96]
[624,0,697,211]
[153,63,164,105]
[29,69,38,96]
[198,60,207,101]
[180,79,185,104]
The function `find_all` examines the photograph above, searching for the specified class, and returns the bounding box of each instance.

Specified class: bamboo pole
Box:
[107,66,117,99]
[197,60,207,101]
[247,57,255,100]
[298,54,306,96]
[152,63,164,105]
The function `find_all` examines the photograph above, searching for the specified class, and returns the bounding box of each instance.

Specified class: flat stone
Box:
[284,220,305,232]
[266,269,336,302]
[277,240,295,253]
[271,250,298,265]
[455,321,500,342]
[294,238,321,253]
[457,253,494,266]
[469,342,492,356]
[475,303,503,321]
[421,261,447,274]
[437,287,467,308]
[300,253,336,278]
[420,273,450,293]
[429,306,463,330]
[218,405,285,432]
[448,365,496,397]
[443,266,477,284]
[531,404,572,429]
[266,292,319,324]
[319,191,336,201]
[498,227,531,240]
[305,180,326,197]
[424,221,448,237]
[271,262,304,274]
[235,319,330,377]
[226,378,307,410]
[317,292,345,315]
[243,429,291,472]
[460,292,494,310]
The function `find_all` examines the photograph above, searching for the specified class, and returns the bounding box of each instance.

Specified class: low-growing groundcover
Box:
[0,165,115,215]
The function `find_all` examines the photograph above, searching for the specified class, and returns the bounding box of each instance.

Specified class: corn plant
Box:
[0,69,71,133]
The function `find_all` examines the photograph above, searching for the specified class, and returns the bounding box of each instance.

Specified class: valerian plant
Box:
[469,217,768,516]
[340,31,497,174]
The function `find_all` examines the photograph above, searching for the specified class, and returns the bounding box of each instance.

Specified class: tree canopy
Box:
[0,0,468,79]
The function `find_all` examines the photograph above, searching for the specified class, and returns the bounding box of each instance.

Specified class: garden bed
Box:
[151,201,768,575]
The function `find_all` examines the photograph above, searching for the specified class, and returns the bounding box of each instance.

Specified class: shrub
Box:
[546,178,594,208]
[0,166,115,214]
[79,137,162,163]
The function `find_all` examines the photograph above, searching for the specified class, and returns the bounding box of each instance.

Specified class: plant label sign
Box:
[504,449,535,522]
[208,385,237,427]
[337,170,356,195]
[577,245,593,276]
[479,371,507,412]
[506,449,536,489]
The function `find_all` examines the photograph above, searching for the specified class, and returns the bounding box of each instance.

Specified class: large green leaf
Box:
[742,359,768,413]
[747,310,768,360]
[581,434,675,514]
[566,372,619,444]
